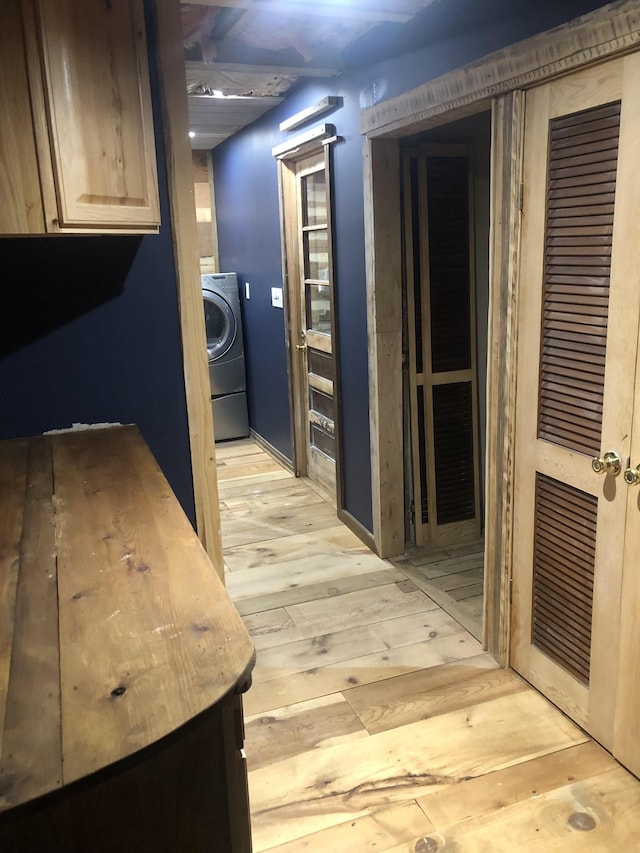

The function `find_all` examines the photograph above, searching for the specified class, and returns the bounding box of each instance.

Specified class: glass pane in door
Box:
[302,170,327,226]
[306,283,331,333]
[304,230,330,281]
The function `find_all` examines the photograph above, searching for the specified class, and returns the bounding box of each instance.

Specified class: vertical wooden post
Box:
[363,137,405,558]
[483,90,525,664]
[153,0,224,578]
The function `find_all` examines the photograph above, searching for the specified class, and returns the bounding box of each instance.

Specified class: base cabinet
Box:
[0,693,252,853]
[0,428,255,852]
[0,0,160,235]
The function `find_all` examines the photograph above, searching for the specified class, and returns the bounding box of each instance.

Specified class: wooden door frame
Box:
[277,150,309,480]
[362,0,640,663]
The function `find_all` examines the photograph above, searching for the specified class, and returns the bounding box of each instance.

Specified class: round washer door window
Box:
[203,290,237,361]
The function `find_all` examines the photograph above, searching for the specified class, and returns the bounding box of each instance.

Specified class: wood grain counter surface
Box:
[0,425,255,814]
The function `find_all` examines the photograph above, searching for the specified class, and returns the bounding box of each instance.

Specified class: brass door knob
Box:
[592,451,621,476]
[624,464,640,486]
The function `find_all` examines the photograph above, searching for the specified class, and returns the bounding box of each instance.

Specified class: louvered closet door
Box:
[404,145,481,548]
[511,54,640,753]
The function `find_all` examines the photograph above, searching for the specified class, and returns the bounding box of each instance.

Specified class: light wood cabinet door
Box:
[34,0,160,231]
[0,0,45,233]
[511,53,640,774]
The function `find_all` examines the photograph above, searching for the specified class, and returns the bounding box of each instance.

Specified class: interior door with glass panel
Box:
[511,54,640,754]
[285,148,337,496]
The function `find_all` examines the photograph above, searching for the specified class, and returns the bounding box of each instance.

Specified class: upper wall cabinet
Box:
[0,0,160,235]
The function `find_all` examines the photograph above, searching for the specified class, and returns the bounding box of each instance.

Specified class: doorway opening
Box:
[398,111,492,641]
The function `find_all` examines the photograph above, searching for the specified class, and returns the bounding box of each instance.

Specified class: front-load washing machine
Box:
[202,273,249,441]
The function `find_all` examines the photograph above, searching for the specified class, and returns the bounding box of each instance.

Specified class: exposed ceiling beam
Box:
[185,60,338,78]
[181,0,421,24]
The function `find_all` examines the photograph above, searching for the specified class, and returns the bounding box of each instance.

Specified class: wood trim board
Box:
[276,154,306,478]
[154,0,224,577]
[361,0,640,139]
[483,90,525,665]
[337,506,377,553]
[250,428,295,472]
[363,137,405,557]
[279,97,343,133]
[272,123,336,158]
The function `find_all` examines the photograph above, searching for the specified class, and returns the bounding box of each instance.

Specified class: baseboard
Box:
[337,507,377,553]
[249,431,376,553]
[249,429,294,472]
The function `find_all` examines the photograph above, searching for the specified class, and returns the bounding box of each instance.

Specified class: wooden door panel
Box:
[35,0,159,229]
[280,149,337,497]
[531,474,596,686]
[610,53,640,778]
[539,101,619,456]
[298,156,336,493]
[0,0,45,233]
[305,330,332,354]
[404,146,481,547]
[432,382,476,526]
[512,54,640,751]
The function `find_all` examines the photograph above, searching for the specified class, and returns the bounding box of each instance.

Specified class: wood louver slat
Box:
[538,101,621,455]
[409,157,425,377]
[433,382,475,525]
[532,473,596,685]
[416,385,428,524]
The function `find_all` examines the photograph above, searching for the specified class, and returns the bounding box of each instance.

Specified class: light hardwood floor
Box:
[392,542,484,641]
[218,439,640,852]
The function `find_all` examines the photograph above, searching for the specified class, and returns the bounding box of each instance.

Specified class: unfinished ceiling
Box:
[182,0,441,149]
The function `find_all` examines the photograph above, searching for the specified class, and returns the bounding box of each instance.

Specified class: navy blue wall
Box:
[213,0,611,535]
[214,126,292,459]
[0,2,195,524]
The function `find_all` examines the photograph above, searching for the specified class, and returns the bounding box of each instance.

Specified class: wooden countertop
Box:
[0,425,255,813]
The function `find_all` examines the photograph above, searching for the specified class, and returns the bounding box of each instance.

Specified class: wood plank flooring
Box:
[392,544,484,640]
[217,439,640,852]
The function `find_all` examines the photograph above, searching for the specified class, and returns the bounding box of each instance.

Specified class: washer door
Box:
[203,289,237,362]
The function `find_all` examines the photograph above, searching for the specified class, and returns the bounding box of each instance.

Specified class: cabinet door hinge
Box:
[518,182,524,212]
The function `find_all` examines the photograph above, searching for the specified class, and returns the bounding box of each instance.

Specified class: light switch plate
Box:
[271,287,283,308]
